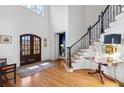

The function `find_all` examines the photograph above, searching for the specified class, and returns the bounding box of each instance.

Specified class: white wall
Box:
[49,6,68,33]
[85,5,106,28]
[0,5,52,67]
[49,5,68,59]
[67,5,86,47]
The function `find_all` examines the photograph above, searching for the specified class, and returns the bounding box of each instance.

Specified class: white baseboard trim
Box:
[63,63,74,72]
[42,59,53,62]
[52,58,58,61]
[51,58,66,61]
[59,57,66,59]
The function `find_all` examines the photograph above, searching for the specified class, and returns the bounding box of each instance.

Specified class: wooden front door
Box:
[20,34,41,65]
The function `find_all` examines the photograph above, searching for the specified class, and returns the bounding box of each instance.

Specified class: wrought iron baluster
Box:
[119,5,122,14]
[101,12,104,33]
[110,6,112,23]
[107,8,109,28]
[113,5,115,21]
[116,5,118,15]
[88,26,91,45]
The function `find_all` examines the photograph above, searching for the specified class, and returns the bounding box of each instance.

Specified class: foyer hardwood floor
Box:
[5,60,119,87]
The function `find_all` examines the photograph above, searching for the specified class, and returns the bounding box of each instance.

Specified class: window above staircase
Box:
[23,5,44,16]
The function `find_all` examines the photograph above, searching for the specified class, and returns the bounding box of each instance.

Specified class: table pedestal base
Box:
[88,63,115,84]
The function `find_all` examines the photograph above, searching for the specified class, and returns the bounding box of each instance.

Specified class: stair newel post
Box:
[88,26,92,45]
[101,12,104,33]
[67,47,72,68]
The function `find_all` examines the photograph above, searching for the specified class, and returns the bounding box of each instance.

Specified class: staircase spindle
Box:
[88,26,91,45]
[113,6,115,21]
[107,8,109,28]
[101,12,104,33]
[110,6,112,23]
[118,5,121,14]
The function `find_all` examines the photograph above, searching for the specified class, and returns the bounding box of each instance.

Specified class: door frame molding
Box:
[20,34,41,65]
[54,31,66,59]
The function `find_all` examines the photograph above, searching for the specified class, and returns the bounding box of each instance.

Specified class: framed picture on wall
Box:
[0,35,2,43]
[1,35,12,44]
[44,38,47,47]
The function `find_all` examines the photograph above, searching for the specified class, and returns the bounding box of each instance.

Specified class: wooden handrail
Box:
[103,5,110,14]
[69,32,89,48]
[91,17,101,29]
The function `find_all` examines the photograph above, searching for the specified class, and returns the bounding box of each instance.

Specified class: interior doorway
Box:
[20,34,41,65]
[59,32,65,57]
[54,32,66,59]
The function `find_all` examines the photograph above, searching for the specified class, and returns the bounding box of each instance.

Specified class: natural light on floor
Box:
[40,63,50,66]
[28,65,40,70]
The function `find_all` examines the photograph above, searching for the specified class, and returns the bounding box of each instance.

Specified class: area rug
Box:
[17,62,56,78]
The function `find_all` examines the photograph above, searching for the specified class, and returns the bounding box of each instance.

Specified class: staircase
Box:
[65,5,124,72]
